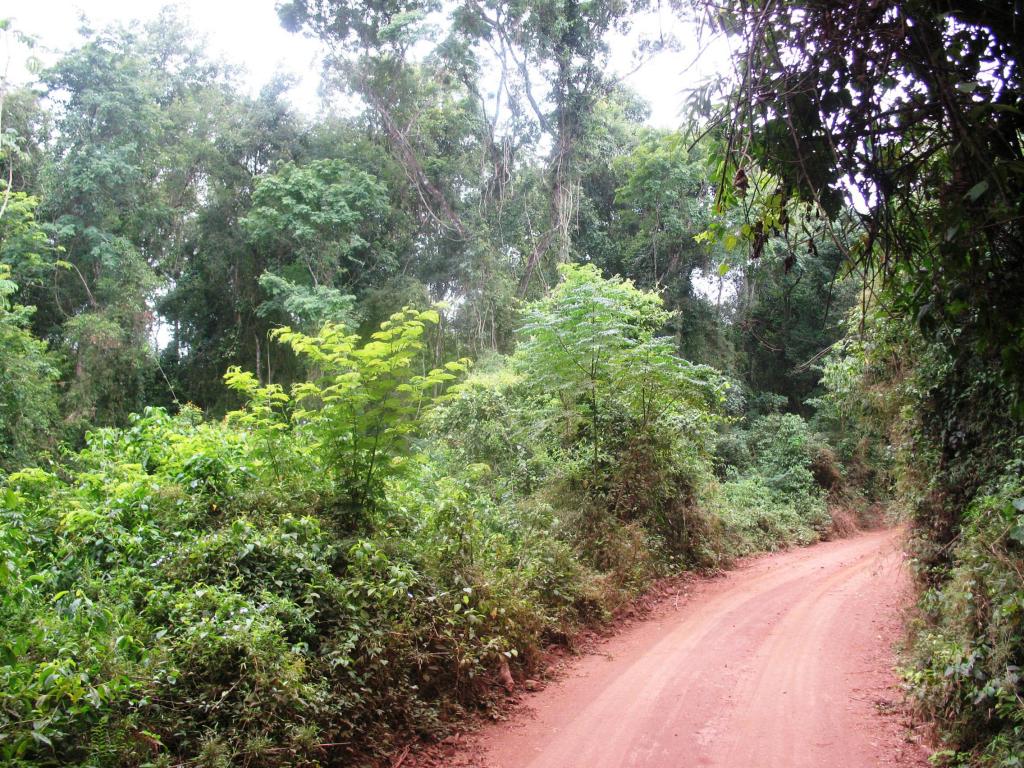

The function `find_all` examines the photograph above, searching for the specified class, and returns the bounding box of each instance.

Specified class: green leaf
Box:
[31,731,53,747]
[965,180,989,201]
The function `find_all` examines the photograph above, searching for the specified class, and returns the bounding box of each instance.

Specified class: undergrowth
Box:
[0,268,844,766]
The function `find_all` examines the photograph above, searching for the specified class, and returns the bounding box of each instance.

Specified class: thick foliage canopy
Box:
[703,0,1024,381]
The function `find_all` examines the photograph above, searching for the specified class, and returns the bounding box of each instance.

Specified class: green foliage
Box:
[711,476,824,554]
[154,78,311,413]
[428,364,552,498]
[25,12,246,426]
[905,453,1024,767]
[257,272,360,332]
[810,306,924,503]
[0,192,54,287]
[0,266,59,471]
[509,264,733,566]
[736,237,856,413]
[703,0,1024,390]
[226,307,468,519]
[516,263,723,479]
[243,159,395,289]
[0,400,534,765]
[1,291,727,765]
[746,413,820,497]
[609,130,713,290]
[710,413,830,555]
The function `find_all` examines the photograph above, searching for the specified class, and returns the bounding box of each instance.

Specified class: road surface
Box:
[421,528,930,768]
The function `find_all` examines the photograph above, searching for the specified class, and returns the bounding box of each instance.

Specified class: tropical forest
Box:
[0,1,1021,766]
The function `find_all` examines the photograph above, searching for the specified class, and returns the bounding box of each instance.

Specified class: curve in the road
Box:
[469,528,928,768]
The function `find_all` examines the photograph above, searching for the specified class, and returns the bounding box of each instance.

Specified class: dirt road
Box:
[438,529,929,768]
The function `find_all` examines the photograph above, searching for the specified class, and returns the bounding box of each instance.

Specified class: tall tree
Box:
[156,79,309,411]
[452,0,656,296]
[242,157,395,290]
[697,0,1024,383]
[279,0,476,240]
[37,12,229,425]
[0,20,60,469]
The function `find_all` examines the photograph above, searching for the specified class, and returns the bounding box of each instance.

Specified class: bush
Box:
[711,476,827,555]
[427,365,552,498]
[0,276,850,766]
[747,413,819,496]
[513,263,727,562]
[712,431,752,478]
[905,460,1024,767]
[706,413,831,556]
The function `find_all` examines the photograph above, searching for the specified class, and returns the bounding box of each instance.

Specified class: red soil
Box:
[407,528,932,768]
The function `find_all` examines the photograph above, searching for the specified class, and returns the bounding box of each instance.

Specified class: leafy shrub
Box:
[0,266,60,473]
[225,307,469,524]
[4,293,721,766]
[712,431,752,478]
[711,476,826,555]
[0,406,541,766]
[0,276,849,767]
[905,456,1024,767]
[428,365,552,497]
[513,263,727,562]
[707,413,830,555]
[747,413,819,496]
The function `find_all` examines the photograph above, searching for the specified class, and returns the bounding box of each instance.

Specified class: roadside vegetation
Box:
[1,1,1021,766]
[1,262,856,766]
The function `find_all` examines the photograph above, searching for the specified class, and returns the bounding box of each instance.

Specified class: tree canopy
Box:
[1,3,1021,765]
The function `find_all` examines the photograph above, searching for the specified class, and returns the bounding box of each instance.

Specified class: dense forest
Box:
[0,1,1021,766]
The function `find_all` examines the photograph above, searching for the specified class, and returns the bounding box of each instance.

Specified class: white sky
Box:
[5,1,327,109]
[4,0,731,128]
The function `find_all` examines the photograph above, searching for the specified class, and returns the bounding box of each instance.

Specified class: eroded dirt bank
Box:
[413,528,931,768]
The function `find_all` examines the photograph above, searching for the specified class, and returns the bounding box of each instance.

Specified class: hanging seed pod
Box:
[734,167,749,197]
[752,220,765,259]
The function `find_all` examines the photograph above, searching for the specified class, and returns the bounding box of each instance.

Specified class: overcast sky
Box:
[5,0,731,128]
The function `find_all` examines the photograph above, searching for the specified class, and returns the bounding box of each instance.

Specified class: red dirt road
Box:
[437,529,930,768]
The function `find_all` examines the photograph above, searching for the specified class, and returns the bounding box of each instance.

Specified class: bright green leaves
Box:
[516,263,724,480]
[516,262,667,420]
[518,263,669,355]
[0,192,56,287]
[226,306,469,515]
[242,159,395,290]
[223,370,291,431]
